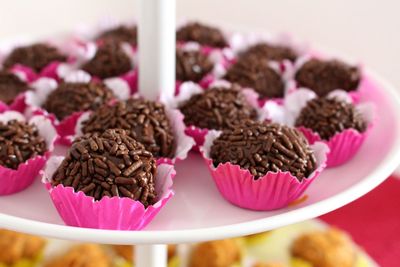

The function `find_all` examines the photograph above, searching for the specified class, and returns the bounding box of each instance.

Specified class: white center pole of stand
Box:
[138,0,176,102]
[136,1,175,266]
[135,244,168,267]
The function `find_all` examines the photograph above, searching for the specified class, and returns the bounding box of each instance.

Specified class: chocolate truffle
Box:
[210,121,316,180]
[0,71,30,104]
[82,99,176,158]
[176,49,213,82]
[295,59,361,97]
[224,56,285,98]
[0,120,47,169]
[42,81,115,120]
[82,42,132,79]
[51,129,157,206]
[96,25,137,46]
[179,85,257,130]
[239,43,297,62]
[295,97,367,140]
[177,22,228,48]
[3,43,67,72]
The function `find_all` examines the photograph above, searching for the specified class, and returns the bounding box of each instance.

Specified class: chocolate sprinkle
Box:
[3,43,67,72]
[210,121,317,180]
[177,22,228,48]
[179,85,258,130]
[0,120,47,169]
[82,42,132,79]
[96,25,137,46]
[224,56,285,98]
[176,49,213,82]
[295,97,367,140]
[42,81,115,120]
[82,99,176,158]
[52,129,157,206]
[239,43,297,62]
[0,71,30,104]
[295,59,361,97]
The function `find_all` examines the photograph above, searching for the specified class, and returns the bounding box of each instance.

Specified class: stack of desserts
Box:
[0,20,374,229]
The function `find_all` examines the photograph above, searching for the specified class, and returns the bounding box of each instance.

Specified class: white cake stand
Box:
[1,1,400,266]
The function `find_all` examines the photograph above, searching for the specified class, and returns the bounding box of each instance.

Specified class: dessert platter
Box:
[0,1,400,266]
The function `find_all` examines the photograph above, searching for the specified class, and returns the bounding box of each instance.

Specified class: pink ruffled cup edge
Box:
[42,157,176,230]
[199,130,329,211]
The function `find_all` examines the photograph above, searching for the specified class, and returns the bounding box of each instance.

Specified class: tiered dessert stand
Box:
[1,1,400,266]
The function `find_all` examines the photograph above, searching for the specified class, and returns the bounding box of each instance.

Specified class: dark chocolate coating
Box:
[210,121,317,180]
[177,22,228,48]
[52,129,157,206]
[0,120,47,169]
[3,43,67,72]
[82,99,176,158]
[224,56,284,98]
[295,59,361,97]
[43,81,115,120]
[295,97,367,140]
[239,43,297,62]
[82,42,132,79]
[96,25,137,46]
[0,71,30,104]
[176,49,213,82]
[179,85,257,130]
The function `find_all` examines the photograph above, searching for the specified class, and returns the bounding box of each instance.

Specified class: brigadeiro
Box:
[224,55,285,99]
[294,58,361,97]
[176,48,214,83]
[238,42,298,63]
[43,128,175,230]
[0,111,57,195]
[96,25,137,46]
[295,97,367,140]
[177,22,228,48]
[0,70,30,107]
[271,89,374,167]
[179,84,257,130]
[200,120,328,210]
[81,99,176,158]
[81,41,133,79]
[2,43,67,73]
[42,81,115,120]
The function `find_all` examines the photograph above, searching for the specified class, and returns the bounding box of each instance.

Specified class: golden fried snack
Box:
[189,239,242,267]
[45,244,111,267]
[291,228,356,267]
[112,244,177,262]
[0,229,46,265]
[253,263,285,267]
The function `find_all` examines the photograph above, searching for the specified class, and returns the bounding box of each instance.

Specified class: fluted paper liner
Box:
[0,112,57,195]
[42,157,175,230]
[268,89,375,167]
[200,130,329,211]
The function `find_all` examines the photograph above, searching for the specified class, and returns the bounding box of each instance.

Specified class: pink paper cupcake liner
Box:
[0,112,57,195]
[264,88,375,168]
[42,157,175,230]
[200,130,329,211]
[297,126,372,167]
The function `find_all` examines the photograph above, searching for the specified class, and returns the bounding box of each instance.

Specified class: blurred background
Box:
[1,0,399,89]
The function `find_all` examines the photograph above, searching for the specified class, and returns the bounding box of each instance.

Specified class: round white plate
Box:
[0,70,399,245]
